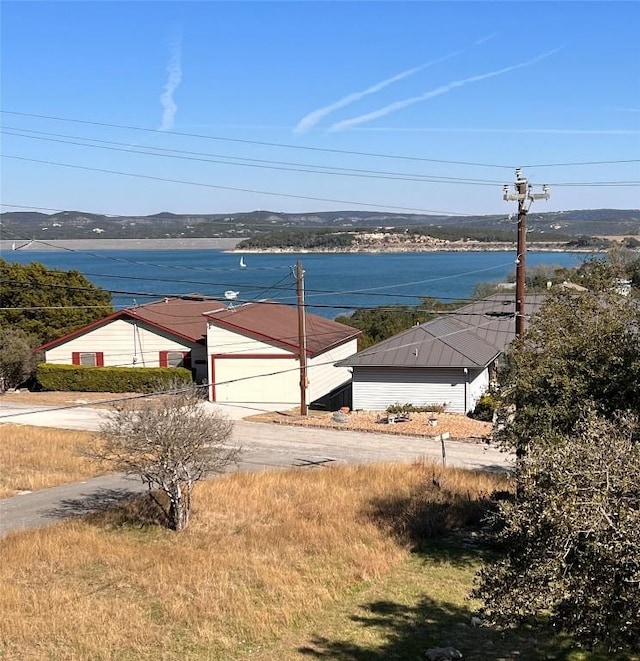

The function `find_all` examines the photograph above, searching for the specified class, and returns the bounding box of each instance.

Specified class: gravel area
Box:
[248,410,492,441]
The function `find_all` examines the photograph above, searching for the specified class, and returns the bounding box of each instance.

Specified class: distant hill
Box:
[1,208,638,241]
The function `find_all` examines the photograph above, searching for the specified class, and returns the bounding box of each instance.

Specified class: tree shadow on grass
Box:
[298,595,584,661]
[298,477,605,661]
[364,487,504,568]
[46,489,166,528]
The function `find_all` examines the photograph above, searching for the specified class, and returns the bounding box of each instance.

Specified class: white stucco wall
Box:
[308,339,358,402]
[207,323,359,404]
[44,318,207,381]
[467,368,490,412]
[206,324,292,357]
[351,366,489,414]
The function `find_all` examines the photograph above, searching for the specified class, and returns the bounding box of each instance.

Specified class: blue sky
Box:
[1,1,639,217]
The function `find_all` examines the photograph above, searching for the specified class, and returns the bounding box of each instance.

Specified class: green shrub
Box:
[385,402,446,415]
[36,364,192,393]
[470,392,498,422]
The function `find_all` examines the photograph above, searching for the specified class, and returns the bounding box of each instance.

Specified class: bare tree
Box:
[93,382,240,531]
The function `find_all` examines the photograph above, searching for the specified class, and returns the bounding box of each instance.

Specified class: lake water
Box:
[2,249,586,318]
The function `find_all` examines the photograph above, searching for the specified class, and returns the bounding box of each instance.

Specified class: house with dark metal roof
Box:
[37,295,360,406]
[337,294,545,414]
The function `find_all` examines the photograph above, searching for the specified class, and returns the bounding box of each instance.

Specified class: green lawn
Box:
[249,543,637,661]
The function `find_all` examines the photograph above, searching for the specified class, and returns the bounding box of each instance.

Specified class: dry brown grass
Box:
[0,462,508,660]
[0,425,105,498]
[0,390,140,408]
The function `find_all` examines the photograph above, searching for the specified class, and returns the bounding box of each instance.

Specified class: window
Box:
[159,351,191,369]
[72,352,104,366]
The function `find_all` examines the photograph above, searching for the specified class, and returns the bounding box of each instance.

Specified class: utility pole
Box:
[296,260,308,416]
[503,168,549,336]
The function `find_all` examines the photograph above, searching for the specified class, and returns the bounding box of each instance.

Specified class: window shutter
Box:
[159,351,168,368]
[96,352,104,367]
[72,352,81,365]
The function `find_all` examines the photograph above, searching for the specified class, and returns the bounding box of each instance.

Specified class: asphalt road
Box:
[0,402,512,536]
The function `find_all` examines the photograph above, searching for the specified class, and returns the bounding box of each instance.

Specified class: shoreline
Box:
[0,237,609,254]
[0,238,241,253]
[229,244,605,255]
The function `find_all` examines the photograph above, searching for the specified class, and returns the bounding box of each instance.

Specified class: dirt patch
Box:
[247,409,492,441]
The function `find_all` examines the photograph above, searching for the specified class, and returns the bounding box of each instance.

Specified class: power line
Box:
[0,281,497,315]
[5,127,638,187]
[1,127,505,186]
[4,110,638,170]
[1,110,516,169]
[0,230,292,277]
[2,230,511,303]
[2,155,474,216]
[5,110,640,170]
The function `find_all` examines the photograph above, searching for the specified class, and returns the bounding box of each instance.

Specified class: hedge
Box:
[36,364,193,393]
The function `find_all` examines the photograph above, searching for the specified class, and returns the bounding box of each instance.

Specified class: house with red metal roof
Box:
[204,300,359,405]
[36,294,360,406]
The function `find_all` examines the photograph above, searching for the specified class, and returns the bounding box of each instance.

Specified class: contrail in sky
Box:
[329,48,562,132]
[351,127,639,135]
[474,32,498,45]
[293,51,461,134]
[159,35,182,132]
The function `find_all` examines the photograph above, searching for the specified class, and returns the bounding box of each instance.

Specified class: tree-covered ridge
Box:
[237,228,357,249]
[0,259,113,344]
[2,207,638,240]
[237,226,580,250]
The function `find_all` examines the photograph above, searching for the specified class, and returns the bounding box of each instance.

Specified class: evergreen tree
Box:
[0,259,113,344]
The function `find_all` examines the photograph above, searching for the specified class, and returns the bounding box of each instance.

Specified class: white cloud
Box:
[159,35,182,132]
[293,51,461,134]
[329,48,562,132]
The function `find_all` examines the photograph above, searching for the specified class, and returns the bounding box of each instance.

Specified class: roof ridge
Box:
[435,323,498,366]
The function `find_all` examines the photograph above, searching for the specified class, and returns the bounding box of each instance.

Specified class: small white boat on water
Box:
[239,256,246,269]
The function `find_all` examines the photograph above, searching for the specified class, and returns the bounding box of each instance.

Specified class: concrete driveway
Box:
[0,401,512,536]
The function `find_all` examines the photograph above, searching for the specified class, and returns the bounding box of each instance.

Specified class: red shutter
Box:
[159,351,168,368]
[96,352,104,367]
[72,352,80,365]
[183,352,192,370]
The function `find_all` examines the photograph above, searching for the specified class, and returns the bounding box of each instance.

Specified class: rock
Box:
[424,647,463,660]
[332,410,348,423]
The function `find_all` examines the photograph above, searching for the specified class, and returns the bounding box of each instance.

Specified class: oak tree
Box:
[0,259,113,344]
[475,414,640,652]
[0,327,38,392]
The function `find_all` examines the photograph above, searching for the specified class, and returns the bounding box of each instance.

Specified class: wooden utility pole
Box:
[296,260,308,416]
[514,173,528,337]
[503,169,550,336]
